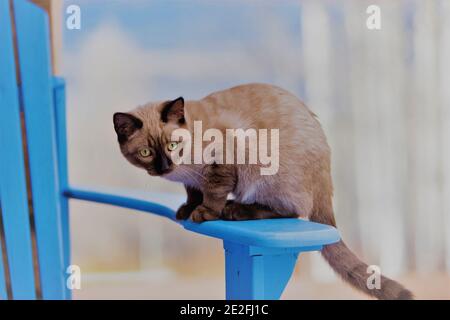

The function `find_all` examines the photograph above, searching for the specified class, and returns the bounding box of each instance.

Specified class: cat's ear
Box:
[113,112,143,144]
[160,97,185,124]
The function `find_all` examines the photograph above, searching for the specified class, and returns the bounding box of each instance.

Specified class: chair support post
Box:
[224,241,320,300]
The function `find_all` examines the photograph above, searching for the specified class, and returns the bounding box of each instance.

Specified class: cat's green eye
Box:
[167,142,179,152]
[139,147,151,158]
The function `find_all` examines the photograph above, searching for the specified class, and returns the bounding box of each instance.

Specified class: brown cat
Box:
[113,83,413,300]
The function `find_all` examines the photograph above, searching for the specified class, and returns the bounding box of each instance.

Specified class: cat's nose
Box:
[158,155,172,174]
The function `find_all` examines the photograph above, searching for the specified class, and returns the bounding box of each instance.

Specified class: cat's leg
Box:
[222,200,298,221]
[190,164,236,223]
[176,185,203,220]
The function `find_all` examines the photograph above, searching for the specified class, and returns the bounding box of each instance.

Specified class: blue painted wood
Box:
[65,187,178,221]
[14,0,66,299]
[224,241,310,299]
[52,77,71,299]
[65,187,338,299]
[0,0,36,299]
[65,187,340,249]
[184,218,339,249]
[0,200,8,300]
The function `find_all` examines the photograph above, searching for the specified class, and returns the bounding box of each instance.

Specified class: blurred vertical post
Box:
[344,0,382,269]
[301,0,336,282]
[326,0,360,259]
[31,0,62,75]
[438,0,450,272]
[412,0,443,274]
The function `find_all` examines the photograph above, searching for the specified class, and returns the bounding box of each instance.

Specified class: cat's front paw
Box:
[191,205,221,223]
[222,200,246,221]
[176,203,196,220]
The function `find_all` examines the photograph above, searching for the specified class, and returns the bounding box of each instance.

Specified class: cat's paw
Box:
[191,205,221,223]
[222,200,246,221]
[176,203,195,220]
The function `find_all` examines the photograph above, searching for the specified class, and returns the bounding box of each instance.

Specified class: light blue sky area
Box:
[63,0,302,51]
[61,0,306,101]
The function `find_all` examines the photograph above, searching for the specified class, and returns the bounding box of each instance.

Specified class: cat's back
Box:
[193,83,323,138]
[202,83,299,114]
[206,82,290,98]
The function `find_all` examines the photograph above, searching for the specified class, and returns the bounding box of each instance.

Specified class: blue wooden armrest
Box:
[66,186,340,299]
[65,186,339,248]
[183,218,339,249]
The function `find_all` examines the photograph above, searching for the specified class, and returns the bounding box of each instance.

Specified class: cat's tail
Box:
[309,210,414,300]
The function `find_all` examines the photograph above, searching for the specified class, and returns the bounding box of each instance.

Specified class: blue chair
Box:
[0,0,340,300]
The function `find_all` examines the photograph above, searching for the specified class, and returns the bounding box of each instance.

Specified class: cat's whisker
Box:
[177,166,205,184]
[182,166,206,181]
[177,165,200,181]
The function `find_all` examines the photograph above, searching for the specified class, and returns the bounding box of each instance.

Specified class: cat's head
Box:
[113,97,185,176]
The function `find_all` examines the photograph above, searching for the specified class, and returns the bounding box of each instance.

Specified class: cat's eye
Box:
[167,142,179,151]
[138,147,151,158]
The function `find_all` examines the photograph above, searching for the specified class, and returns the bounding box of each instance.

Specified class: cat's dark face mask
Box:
[144,145,174,176]
[113,97,185,177]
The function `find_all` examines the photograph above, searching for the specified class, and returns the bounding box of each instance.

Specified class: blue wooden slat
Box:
[66,187,178,221]
[0,200,8,300]
[53,77,71,299]
[13,0,66,300]
[0,0,37,299]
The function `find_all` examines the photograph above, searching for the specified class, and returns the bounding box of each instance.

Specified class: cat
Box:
[113,83,413,300]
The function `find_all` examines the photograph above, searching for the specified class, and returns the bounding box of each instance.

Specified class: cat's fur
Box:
[113,83,413,300]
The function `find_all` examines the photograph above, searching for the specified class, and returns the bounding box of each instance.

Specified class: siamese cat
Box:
[113,83,413,300]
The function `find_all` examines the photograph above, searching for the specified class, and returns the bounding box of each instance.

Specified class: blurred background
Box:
[56,0,450,298]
